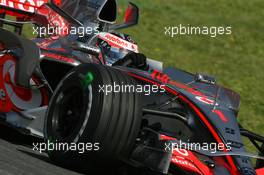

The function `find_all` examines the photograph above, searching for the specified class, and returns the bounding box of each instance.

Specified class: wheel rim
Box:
[52,85,85,140]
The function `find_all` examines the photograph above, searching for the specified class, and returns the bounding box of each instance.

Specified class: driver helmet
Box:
[97,32,139,66]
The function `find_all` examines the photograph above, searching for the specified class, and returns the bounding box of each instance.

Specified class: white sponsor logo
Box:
[99,32,139,53]
[172,157,196,168]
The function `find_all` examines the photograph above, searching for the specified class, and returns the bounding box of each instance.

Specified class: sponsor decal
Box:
[42,53,76,64]
[171,147,211,174]
[174,148,189,157]
[0,0,46,13]
[34,4,70,37]
[150,69,219,106]
[99,32,139,53]
[172,157,196,168]
[195,96,215,105]
[150,69,170,84]
[149,69,221,108]
[171,149,200,173]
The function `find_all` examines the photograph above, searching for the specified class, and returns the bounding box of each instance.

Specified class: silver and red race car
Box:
[0,1,264,175]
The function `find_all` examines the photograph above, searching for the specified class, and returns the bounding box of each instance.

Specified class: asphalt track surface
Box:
[0,125,85,175]
[0,125,151,175]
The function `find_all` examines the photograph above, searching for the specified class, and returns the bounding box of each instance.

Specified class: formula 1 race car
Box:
[0,0,264,175]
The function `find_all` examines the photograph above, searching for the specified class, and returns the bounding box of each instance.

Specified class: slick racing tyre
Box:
[44,63,143,168]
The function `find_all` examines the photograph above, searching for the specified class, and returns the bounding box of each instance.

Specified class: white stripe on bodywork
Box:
[3,60,42,110]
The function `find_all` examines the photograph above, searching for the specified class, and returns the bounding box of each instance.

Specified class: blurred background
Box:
[20,0,263,153]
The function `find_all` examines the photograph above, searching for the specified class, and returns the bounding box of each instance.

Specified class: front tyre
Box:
[44,63,143,168]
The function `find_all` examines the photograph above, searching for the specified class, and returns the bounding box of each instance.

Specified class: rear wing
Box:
[0,0,49,34]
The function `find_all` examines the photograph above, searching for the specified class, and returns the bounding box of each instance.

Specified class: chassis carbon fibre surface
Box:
[0,1,264,175]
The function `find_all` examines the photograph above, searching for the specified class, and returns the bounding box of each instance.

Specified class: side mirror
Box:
[98,0,117,23]
[109,2,139,31]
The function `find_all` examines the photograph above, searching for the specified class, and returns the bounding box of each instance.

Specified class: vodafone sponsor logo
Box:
[0,0,46,13]
[105,34,129,48]
[99,33,139,53]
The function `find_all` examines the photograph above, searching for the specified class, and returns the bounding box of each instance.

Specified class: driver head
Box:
[97,32,139,65]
